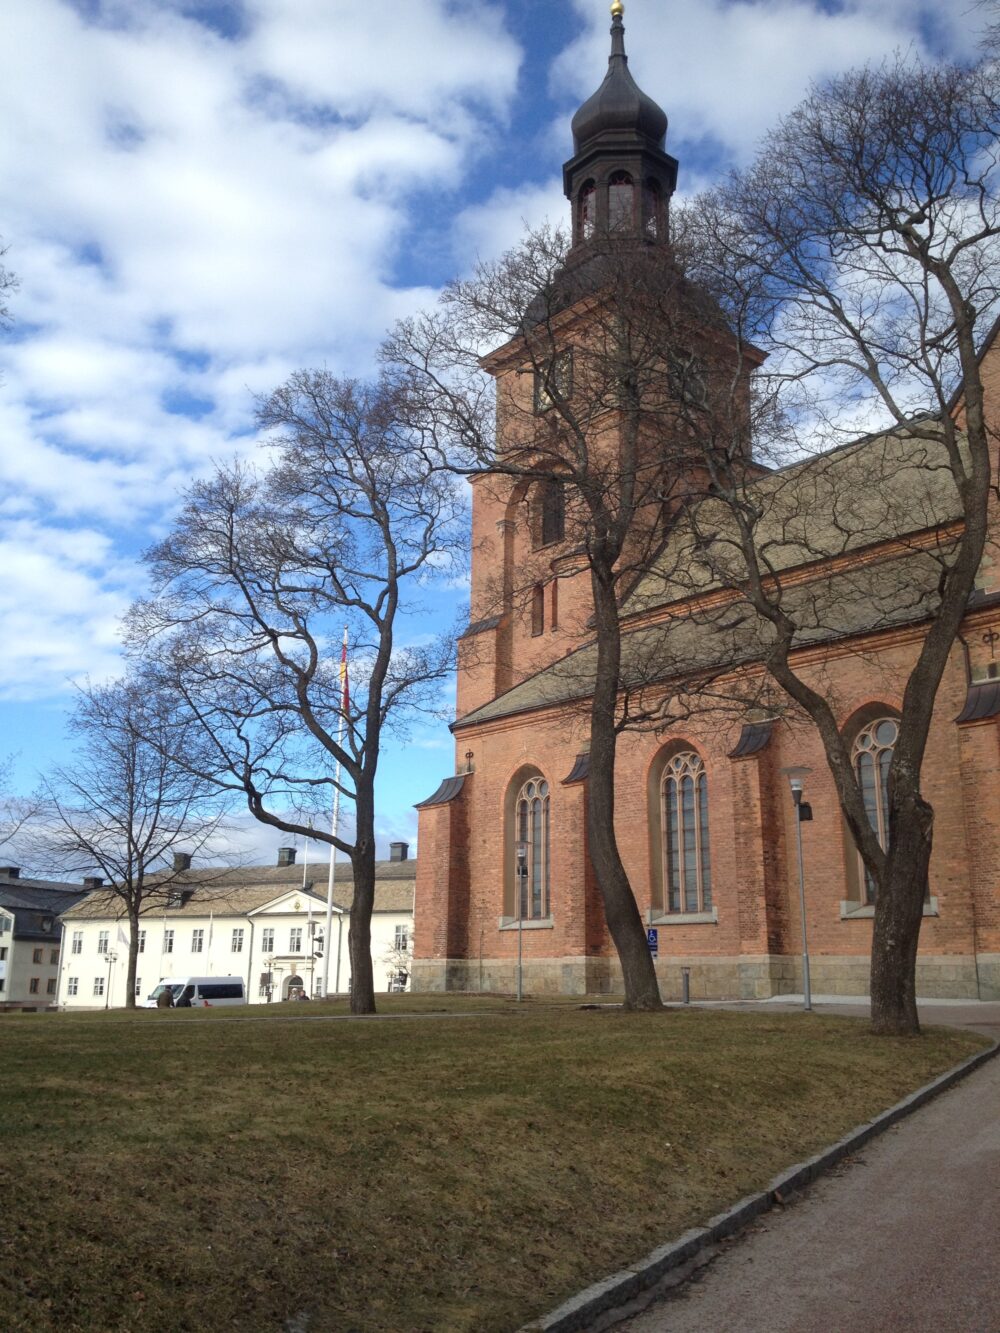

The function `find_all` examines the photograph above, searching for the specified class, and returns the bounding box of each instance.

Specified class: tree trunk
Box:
[125,906,140,1009]
[869,794,933,1036]
[588,569,663,1011]
[348,790,377,1015]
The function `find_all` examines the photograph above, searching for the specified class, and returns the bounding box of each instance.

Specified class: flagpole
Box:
[322,626,349,998]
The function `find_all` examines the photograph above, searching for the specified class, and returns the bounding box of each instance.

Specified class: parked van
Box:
[143,976,246,1008]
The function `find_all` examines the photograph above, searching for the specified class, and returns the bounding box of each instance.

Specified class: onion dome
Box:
[570,3,668,153]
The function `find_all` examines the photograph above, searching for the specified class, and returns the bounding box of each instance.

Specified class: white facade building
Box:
[57,846,415,1010]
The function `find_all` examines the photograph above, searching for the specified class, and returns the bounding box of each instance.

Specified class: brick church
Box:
[411,5,1000,1002]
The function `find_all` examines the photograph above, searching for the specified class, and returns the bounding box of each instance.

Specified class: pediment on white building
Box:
[247,889,334,918]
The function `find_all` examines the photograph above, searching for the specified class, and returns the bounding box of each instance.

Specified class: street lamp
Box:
[781,766,814,1012]
[515,840,528,1003]
[105,950,117,1011]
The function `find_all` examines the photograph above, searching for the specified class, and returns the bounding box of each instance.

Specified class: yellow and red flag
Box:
[339,627,349,716]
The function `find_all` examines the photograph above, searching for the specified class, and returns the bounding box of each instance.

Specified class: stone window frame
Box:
[93,976,104,997]
[231,927,245,954]
[191,928,205,954]
[97,930,109,956]
[164,929,174,954]
[71,930,83,955]
[500,768,554,928]
[647,744,718,925]
[67,976,79,997]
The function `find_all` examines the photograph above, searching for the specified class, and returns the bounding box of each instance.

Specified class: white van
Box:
[143,976,246,1008]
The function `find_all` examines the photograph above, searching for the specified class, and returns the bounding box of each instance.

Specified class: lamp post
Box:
[105,949,117,1011]
[781,766,813,1012]
[515,840,528,1002]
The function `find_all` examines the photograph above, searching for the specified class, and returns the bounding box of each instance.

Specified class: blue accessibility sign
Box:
[646,928,659,955]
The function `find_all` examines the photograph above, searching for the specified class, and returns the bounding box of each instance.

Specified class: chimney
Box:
[0,867,20,879]
[277,847,296,868]
[173,852,192,872]
[389,842,409,863]
[83,876,104,890]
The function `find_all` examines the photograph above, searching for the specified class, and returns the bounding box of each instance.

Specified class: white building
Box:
[0,869,88,1010]
[57,845,415,1009]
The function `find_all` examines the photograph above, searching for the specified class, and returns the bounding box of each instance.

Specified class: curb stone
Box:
[517,1038,1000,1333]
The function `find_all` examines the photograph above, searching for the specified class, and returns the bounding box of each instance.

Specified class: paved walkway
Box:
[617,1001,1000,1333]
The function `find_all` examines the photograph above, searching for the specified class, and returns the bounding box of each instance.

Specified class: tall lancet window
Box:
[852,716,897,904]
[642,179,662,239]
[578,181,596,241]
[515,776,550,919]
[608,171,634,233]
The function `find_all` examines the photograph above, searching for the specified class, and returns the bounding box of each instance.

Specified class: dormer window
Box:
[578,181,596,241]
[533,351,573,414]
[608,172,634,233]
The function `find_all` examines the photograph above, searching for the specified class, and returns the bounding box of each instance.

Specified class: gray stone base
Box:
[411,951,1000,1002]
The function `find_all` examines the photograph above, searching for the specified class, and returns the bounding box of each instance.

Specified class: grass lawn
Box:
[0,1000,985,1332]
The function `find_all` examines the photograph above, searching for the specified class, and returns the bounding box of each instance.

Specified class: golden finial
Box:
[611,0,624,17]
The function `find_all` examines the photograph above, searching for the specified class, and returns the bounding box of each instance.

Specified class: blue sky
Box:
[0,0,986,865]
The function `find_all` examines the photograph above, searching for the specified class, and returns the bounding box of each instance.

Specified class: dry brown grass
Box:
[0,1001,984,1331]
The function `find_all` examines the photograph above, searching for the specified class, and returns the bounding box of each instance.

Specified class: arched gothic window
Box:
[608,171,634,233]
[642,179,661,239]
[852,716,897,903]
[578,181,596,241]
[661,751,712,913]
[515,776,550,919]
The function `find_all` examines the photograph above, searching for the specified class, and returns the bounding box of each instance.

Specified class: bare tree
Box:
[386,224,772,1009]
[0,238,16,329]
[128,371,465,1015]
[40,678,230,1008]
[0,755,39,860]
[674,54,1000,1035]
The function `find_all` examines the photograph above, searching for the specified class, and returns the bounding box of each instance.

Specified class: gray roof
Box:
[0,884,88,940]
[454,419,964,731]
[456,546,948,729]
[60,858,414,923]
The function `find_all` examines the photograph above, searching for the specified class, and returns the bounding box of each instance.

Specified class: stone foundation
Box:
[411,952,1000,1001]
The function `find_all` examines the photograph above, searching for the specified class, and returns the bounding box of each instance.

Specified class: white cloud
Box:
[0,0,522,700]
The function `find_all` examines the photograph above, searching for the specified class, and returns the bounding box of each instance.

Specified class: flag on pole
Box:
[117,925,128,946]
[339,626,349,716]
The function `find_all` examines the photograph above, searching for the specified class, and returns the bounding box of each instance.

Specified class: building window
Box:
[852,716,898,904]
[67,977,79,997]
[232,928,244,953]
[191,928,204,954]
[578,180,596,240]
[661,751,712,914]
[50,949,59,965]
[0,979,5,993]
[394,925,408,952]
[642,178,662,239]
[71,930,83,955]
[608,171,634,232]
[0,947,6,961]
[515,776,550,920]
[93,977,104,997]
[32,948,43,964]
[533,350,572,413]
[47,978,56,995]
[261,927,275,953]
[539,479,565,546]
[531,584,545,637]
[0,916,8,935]
[668,350,708,408]
[290,927,303,953]
[97,931,109,956]
[29,977,39,994]
[164,929,174,954]
[135,978,142,997]
[138,930,146,954]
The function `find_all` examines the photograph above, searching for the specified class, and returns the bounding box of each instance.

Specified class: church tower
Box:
[456,2,685,721]
[563,1,678,253]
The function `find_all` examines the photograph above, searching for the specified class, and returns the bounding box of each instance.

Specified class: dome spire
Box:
[570,4,668,153]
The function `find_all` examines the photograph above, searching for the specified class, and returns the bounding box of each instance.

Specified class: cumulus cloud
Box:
[0,0,521,702]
